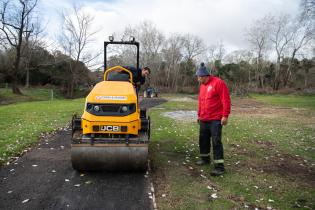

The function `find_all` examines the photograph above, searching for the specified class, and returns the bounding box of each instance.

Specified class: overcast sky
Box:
[38,0,302,65]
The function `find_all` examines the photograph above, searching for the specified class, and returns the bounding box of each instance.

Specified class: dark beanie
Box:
[196,62,209,76]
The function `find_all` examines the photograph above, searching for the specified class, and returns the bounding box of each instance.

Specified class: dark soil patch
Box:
[260,154,315,187]
[228,142,315,187]
[253,140,276,147]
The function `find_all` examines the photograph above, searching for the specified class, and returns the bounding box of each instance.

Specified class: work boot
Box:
[195,159,210,166]
[210,163,225,176]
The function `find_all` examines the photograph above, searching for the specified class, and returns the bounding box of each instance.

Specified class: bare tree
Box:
[246,15,272,89]
[182,34,205,61]
[59,5,98,98]
[283,20,314,87]
[269,14,293,90]
[161,34,184,90]
[0,0,39,94]
[300,0,315,22]
[122,21,165,73]
[207,40,226,63]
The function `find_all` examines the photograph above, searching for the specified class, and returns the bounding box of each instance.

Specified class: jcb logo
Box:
[100,125,120,132]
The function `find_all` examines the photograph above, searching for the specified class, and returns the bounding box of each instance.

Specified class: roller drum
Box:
[71,144,148,171]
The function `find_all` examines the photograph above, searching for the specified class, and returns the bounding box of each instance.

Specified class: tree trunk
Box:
[283,50,297,88]
[25,67,29,88]
[12,78,22,95]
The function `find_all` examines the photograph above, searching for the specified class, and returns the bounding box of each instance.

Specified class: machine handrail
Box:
[104,66,133,84]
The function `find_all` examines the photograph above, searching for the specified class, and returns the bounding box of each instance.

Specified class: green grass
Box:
[0,99,84,165]
[250,93,315,109]
[0,91,314,209]
[0,87,63,105]
[150,94,315,210]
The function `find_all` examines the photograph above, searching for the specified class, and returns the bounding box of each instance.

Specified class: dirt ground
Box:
[0,98,167,210]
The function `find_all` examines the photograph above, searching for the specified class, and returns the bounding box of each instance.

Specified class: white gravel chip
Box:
[65,179,70,182]
[162,194,166,197]
[7,191,13,194]
[74,184,81,187]
[32,165,38,167]
[52,170,56,173]
[22,199,30,203]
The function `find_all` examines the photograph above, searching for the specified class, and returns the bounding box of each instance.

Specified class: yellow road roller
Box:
[71,39,150,171]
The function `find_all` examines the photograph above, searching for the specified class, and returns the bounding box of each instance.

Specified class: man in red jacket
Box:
[196,63,231,176]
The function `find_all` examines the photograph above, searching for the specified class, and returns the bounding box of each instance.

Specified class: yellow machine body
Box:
[81,80,140,135]
[71,65,150,171]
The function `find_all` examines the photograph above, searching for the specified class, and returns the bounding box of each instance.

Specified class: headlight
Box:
[121,105,128,112]
[93,105,100,112]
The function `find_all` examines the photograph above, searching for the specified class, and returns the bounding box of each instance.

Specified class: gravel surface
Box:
[0,98,166,210]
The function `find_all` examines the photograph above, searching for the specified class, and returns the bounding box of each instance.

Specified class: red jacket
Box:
[198,76,231,121]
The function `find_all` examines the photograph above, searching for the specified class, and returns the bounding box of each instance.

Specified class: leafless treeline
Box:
[0,0,314,96]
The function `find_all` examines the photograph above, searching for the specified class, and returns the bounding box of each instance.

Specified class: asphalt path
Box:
[0,98,167,210]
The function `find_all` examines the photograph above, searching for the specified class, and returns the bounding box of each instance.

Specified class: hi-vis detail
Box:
[100,125,120,132]
[95,96,127,101]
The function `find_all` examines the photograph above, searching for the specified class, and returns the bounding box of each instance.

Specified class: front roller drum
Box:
[71,144,148,171]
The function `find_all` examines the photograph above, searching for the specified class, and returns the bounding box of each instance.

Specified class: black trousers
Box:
[199,120,224,167]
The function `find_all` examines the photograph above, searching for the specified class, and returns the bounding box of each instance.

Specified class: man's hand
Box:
[221,117,228,126]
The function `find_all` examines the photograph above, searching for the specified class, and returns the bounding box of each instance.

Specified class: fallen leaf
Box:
[200,174,207,179]
[211,193,218,199]
[162,194,166,197]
